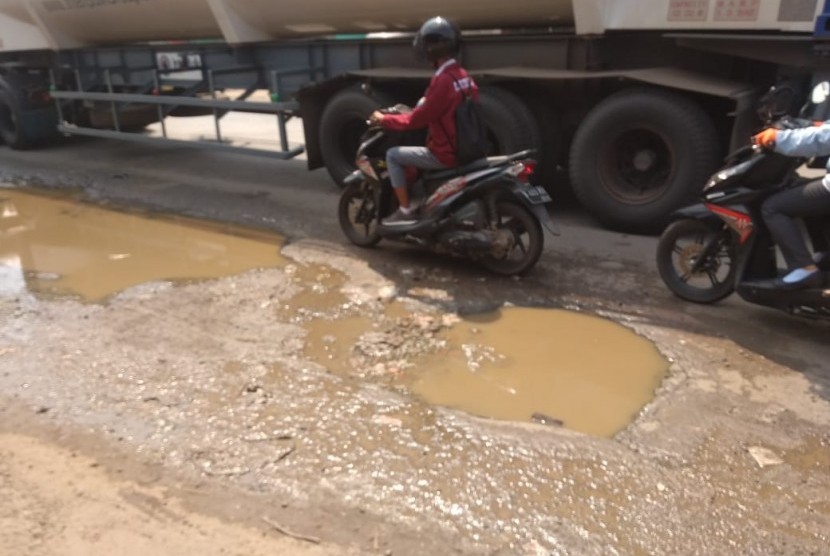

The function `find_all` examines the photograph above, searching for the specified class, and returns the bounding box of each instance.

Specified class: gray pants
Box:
[386,146,447,189]
[761,179,830,268]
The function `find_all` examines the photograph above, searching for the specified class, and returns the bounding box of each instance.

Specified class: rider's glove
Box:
[752,128,778,150]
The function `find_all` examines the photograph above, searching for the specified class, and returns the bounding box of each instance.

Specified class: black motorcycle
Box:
[656,84,830,318]
[337,107,554,276]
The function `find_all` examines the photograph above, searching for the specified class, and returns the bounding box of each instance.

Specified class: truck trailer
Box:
[1,0,830,232]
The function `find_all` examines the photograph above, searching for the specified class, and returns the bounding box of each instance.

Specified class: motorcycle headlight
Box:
[343,169,364,186]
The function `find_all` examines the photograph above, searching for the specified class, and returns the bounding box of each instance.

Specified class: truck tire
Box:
[319,87,393,186]
[569,88,719,233]
[478,86,539,156]
[0,90,57,150]
[521,94,565,196]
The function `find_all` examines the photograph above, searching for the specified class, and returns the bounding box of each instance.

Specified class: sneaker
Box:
[381,208,417,226]
[777,267,824,290]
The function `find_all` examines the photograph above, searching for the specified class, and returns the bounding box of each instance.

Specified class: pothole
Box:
[408,306,669,437]
[3,186,669,438]
[0,188,286,301]
[300,301,669,437]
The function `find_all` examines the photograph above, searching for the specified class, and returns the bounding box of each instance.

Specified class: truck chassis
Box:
[1,29,828,231]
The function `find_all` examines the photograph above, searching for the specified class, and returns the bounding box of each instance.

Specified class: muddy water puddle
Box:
[0,188,286,301]
[2,187,669,437]
[409,307,669,437]
[301,304,669,437]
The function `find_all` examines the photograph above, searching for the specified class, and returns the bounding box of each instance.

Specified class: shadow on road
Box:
[344,236,830,408]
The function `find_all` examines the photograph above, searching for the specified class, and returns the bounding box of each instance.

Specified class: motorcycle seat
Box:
[423,158,489,181]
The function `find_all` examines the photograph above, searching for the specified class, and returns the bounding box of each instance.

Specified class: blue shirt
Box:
[774,123,830,192]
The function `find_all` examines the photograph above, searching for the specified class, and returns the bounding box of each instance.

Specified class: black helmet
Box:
[413,17,461,63]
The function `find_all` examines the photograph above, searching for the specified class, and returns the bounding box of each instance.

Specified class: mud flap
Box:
[516,184,559,236]
[532,204,559,236]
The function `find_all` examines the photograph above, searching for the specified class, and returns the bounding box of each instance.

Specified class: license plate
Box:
[520,185,552,204]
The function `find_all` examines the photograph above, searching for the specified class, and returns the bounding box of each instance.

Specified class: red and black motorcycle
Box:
[656,84,830,318]
[337,105,554,276]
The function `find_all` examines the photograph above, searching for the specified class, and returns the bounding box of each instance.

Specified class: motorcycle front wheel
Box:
[338,180,382,247]
[480,201,544,276]
[656,218,737,304]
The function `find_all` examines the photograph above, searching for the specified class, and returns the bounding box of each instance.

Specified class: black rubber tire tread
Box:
[319,87,393,186]
[0,66,59,150]
[521,94,566,195]
[338,180,382,248]
[569,88,720,233]
[0,90,53,149]
[480,201,544,276]
[656,218,736,304]
[478,86,539,156]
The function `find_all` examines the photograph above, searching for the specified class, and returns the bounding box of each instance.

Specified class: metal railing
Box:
[48,64,320,160]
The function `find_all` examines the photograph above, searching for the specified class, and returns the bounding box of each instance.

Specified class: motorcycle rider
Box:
[369,16,479,226]
[753,124,830,289]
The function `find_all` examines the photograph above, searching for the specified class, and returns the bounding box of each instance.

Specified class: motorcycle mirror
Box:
[758,82,799,123]
[812,81,830,105]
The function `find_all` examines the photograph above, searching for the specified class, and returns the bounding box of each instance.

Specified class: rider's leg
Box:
[761,179,830,286]
[386,146,447,211]
[392,180,410,210]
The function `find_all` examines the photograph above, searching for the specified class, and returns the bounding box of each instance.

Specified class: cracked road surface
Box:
[1,121,829,555]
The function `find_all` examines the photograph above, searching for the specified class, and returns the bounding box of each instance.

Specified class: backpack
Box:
[453,79,490,164]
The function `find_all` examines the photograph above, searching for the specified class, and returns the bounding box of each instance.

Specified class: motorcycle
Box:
[337,106,554,276]
[656,82,830,318]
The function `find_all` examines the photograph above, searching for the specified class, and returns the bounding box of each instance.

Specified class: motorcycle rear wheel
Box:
[338,180,382,247]
[656,218,736,304]
[480,201,544,276]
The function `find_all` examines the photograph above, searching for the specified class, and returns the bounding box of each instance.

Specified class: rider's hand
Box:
[369,111,384,126]
[753,128,778,150]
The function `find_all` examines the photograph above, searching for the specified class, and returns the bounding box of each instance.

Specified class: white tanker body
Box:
[0,0,574,51]
[0,0,829,232]
[0,0,823,52]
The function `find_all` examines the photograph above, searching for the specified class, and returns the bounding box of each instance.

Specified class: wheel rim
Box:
[343,182,379,240]
[670,229,733,292]
[483,203,541,274]
[599,127,675,204]
[494,216,527,261]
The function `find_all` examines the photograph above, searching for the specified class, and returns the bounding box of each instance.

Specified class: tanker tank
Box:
[1,0,576,51]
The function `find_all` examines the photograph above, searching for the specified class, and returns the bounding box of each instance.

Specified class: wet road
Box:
[0,122,824,376]
[1,116,829,555]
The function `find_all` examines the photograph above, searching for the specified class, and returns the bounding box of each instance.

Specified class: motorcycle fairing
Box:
[706,203,754,244]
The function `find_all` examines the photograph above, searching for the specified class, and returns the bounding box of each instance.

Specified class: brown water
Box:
[304,315,374,375]
[2,188,668,437]
[276,263,349,321]
[0,189,285,301]
[409,307,670,437]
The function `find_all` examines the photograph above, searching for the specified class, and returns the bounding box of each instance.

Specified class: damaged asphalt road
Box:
[1,133,829,556]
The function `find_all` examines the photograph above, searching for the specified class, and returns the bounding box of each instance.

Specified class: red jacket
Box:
[381,59,478,167]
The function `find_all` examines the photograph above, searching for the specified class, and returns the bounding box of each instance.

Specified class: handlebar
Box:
[734,144,756,157]
[725,144,760,161]
[366,104,413,127]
